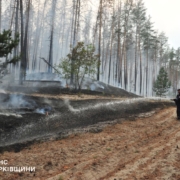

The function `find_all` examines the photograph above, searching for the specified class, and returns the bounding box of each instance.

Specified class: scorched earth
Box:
[1,107,180,180]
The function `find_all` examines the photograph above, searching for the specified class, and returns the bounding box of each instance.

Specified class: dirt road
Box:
[1,107,180,180]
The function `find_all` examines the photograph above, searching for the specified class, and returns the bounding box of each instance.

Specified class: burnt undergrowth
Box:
[4,82,139,97]
[0,92,175,153]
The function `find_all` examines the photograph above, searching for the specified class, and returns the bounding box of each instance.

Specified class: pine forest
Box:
[0,0,179,96]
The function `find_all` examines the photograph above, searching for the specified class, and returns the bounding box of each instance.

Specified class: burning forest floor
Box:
[1,107,180,180]
[0,86,177,179]
[0,90,174,151]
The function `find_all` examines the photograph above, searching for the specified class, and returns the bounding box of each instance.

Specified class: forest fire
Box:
[0,91,174,152]
[0,0,179,179]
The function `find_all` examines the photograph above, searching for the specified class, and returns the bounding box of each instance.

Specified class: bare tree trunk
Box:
[32,0,41,71]
[71,0,81,84]
[23,0,31,73]
[36,0,48,72]
[103,42,109,81]
[10,0,16,30]
[122,0,133,88]
[0,0,2,33]
[97,0,103,81]
[60,0,67,58]
[124,45,128,90]
[108,0,115,84]
[138,37,142,95]
[19,0,24,85]
[146,49,149,96]
[13,0,19,75]
[117,0,122,85]
[48,29,54,73]
[48,0,57,73]
[101,19,106,77]
[134,26,138,92]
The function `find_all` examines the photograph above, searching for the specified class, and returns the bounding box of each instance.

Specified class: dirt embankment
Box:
[1,107,180,180]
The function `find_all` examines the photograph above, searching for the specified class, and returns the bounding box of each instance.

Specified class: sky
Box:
[144,0,180,49]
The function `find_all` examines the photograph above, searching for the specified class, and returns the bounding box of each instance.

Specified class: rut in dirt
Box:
[46,107,180,180]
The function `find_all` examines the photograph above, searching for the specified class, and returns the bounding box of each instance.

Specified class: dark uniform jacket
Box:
[174,94,180,110]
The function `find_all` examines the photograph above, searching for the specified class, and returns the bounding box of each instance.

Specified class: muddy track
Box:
[1,107,180,180]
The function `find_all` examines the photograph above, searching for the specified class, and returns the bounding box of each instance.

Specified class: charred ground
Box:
[0,87,174,153]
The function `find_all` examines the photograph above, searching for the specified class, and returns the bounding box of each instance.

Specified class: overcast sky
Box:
[144,0,180,49]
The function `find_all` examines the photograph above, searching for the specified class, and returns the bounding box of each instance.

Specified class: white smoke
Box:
[8,94,33,108]
[0,89,6,94]
[0,112,22,118]
[63,97,172,114]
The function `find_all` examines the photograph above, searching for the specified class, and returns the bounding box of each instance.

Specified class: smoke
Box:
[35,106,52,114]
[0,94,37,118]
[0,112,22,118]
[63,97,171,114]
[7,94,35,108]
[35,108,46,114]
[63,99,79,112]
[0,89,6,94]
[0,94,37,110]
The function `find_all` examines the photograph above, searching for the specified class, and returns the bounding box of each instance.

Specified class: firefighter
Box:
[172,89,180,119]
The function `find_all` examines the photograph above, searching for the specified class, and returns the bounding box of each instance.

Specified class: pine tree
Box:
[0,29,19,80]
[131,0,146,93]
[141,16,155,96]
[153,67,171,97]
[0,30,19,58]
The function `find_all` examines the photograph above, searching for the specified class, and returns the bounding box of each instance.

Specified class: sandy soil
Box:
[1,107,180,180]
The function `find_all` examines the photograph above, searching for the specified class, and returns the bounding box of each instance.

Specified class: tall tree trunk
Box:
[101,19,106,79]
[146,49,149,96]
[134,26,138,92]
[0,0,2,33]
[36,0,48,72]
[32,0,42,71]
[19,0,24,85]
[124,45,128,90]
[48,29,54,73]
[117,0,122,85]
[97,0,102,81]
[138,37,142,95]
[122,0,133,88]
[13,0,19,75]
[10,0,16,30]
[23,0,31,73]
[71,0,80,84]
[108,0,115,84]
[60,0,67,58]
[48,0,57,73]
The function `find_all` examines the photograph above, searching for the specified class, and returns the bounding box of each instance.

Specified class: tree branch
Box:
[40,57,61,74]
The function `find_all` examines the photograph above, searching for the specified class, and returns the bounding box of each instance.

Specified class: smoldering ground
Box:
[0,93,174,152]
